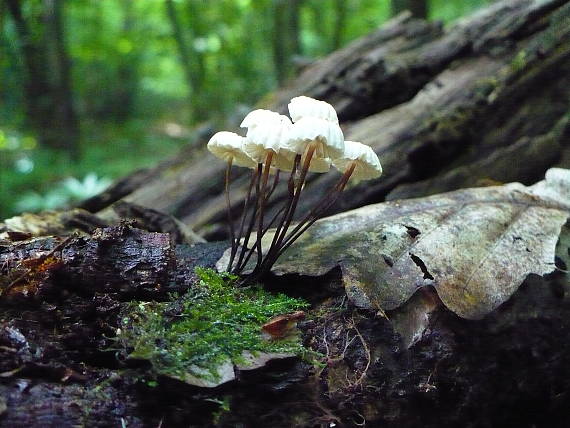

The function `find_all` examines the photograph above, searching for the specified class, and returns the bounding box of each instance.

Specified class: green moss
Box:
[117,267,310,382]
[510,50,528,74]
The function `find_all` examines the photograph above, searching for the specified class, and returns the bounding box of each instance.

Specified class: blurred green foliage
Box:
[0,0,489,219]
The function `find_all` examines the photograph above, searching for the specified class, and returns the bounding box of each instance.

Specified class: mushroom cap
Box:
[288,96,338,124]
[207,131,256,168]
[240,109,282,129]
[284,117,345,160]
[332,141,382,182]
[243,114,295,170]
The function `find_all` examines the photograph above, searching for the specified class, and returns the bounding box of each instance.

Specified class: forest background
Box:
[1,0,491,219]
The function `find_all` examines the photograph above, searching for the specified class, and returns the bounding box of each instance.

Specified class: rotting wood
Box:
[0,222,568,427]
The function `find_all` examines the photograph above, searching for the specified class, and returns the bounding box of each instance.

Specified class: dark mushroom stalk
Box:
[229,110,295,274]
[247,141,382,282]
[245,114,345,280]
[247,158,356,284]
[224,157,237,269]
[230,167,259,271]
[208,99,382,285]
[256,152,274,266]
[206,131,258,271]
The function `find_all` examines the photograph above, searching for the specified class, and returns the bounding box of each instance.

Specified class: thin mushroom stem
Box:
[234,203,288,274]
[224,158,236,272]
[254,151,274,269]
[277,162,356,258]
[234,204,259,273]
[266,170,280,200]
[234,165,262,273]
[237,156,298,275]
[229,168,258,271]
[282,161,356,247]
[264,154,301,263]
[250,144,316,280]
[264,205,288,234]
[273,142,316,252]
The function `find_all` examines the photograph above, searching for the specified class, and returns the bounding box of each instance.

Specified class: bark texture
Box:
[0,224,568,427]
[80,0,570,242]
[2,1,570,426]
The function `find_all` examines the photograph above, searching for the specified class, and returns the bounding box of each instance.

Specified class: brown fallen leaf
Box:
[253,168,570,320]
[261,311,306,339]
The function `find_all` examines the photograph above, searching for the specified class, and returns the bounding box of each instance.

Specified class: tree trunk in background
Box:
[273,0,303,84]
[165,0,196,121]
[272,0,289,84]
[185,1,206,119]
[289,0,302,59]
[6,0,79,155]
[43,0,80,158]
[391,0,428,18]
[113,0,139,122]
[5,0,51,142]
[332,0,347,50]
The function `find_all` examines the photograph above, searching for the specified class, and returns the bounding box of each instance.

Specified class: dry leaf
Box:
[263,168,570,320]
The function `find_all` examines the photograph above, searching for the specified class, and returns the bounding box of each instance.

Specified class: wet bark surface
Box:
[1,224,569,427]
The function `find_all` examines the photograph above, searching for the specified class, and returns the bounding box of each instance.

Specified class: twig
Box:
[348,315,371,387]
[2,235,75,296]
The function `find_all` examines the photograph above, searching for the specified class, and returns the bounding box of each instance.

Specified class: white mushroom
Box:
[207,131,256,168]
[284,117,345,161]
[332,141,382,182]
[209,99,384,281]
[240,109,283,129]
[288,96,338,124]
[243,114,295,170]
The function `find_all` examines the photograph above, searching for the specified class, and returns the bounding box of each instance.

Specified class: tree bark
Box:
[289,0,302,59]
[79,0,570,242]
[273,0,303,83]
[0,223,568,427]
[112,0,139,122]
[185,0,206,114]
[5,0,50,133]
[272,0,290,84]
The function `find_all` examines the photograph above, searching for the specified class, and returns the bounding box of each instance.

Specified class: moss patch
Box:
[117,267,310,382]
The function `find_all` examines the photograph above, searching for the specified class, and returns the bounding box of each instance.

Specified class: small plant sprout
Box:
[207,96,382,284]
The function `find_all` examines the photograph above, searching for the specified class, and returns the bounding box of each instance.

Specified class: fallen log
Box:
[2,1,570,426]
[80,0,570,241]
[0,229,568,427]
[1,169,569,426]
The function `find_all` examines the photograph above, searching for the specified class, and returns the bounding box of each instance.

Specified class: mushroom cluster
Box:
[208,96,382,283]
